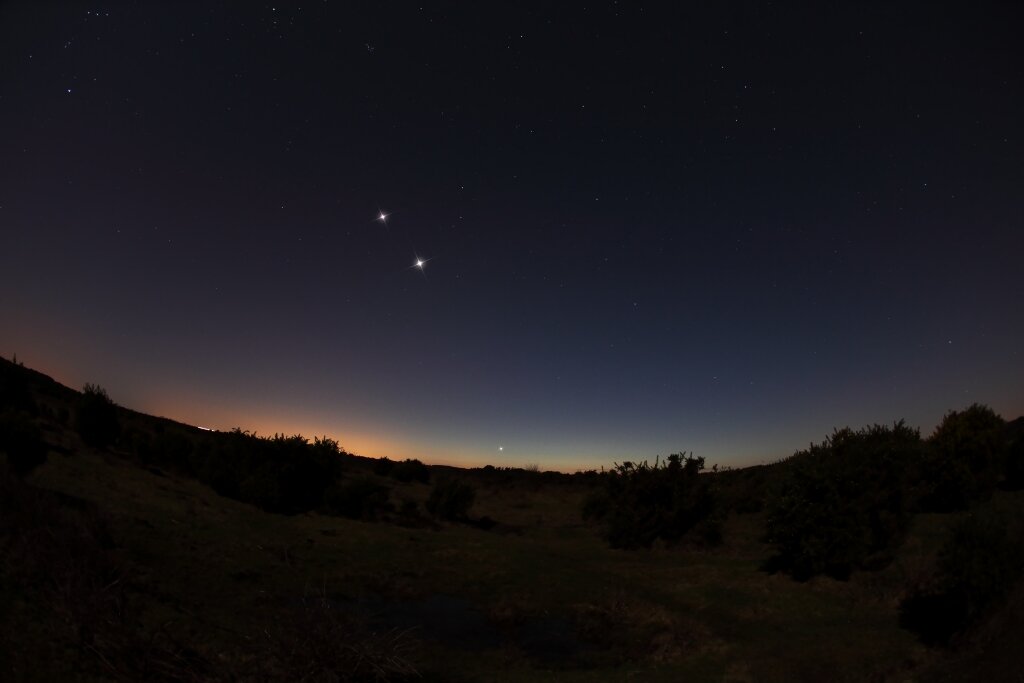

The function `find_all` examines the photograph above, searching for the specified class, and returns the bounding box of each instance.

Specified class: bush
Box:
[426,479,476,520]
[583,453,720,549]
[323,477,392,520]
[764,422,923,580]
[74,383,120,448]
[389,458,430,483]
[900,509,1024,645]
[920,404,1006,510]
[373,456,395,477]
[0,412,47,476]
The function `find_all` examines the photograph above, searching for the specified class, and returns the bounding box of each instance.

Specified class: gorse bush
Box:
[583,453,720,549]
[199,430,343,515]
[765,422,923,580]
[74,383,120,448]
[900,508,1024,645]
[389,458,430,483]
[323,476,392,520]
[919,404,1007,511]
[426,479,475,520]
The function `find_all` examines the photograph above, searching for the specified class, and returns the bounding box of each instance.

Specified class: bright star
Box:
[499,446,504,451]
[409,252,431,276]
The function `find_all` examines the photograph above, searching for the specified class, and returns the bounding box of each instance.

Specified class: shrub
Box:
[389,458,430,483]
[0,411,47,476]
[238,464,285,512]
[583,453,720,549]
[920,404,1006,510]
[323,477,392,520]
[426,479,476,520]
[373,456,396,477]
[900,509,1024,645]
[74,383,120,448]
[764,422,923,580]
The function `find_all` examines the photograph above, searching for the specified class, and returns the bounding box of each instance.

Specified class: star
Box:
[376,210,388,223]
[498,446,504,451]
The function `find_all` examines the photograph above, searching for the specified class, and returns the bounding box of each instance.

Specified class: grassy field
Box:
[5,444,989,682]
[2,364,1022,681]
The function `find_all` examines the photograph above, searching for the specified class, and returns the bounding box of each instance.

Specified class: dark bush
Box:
[0,411,48,476]
[764,422,923,580]
[238,463,285,512]
[323,477,392,520]
[900,509,1024,645]
[583,453,720,549]
[191,430,342,515]
[426,479,476,520]
[373,456,395,477]
[74,383,120,448]
[919,404,1006,510]
[389,458,430,483]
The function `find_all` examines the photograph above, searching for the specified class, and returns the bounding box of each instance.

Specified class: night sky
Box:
[2,2,1022,470]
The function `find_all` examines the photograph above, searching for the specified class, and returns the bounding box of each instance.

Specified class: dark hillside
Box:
[2,357,1023,681]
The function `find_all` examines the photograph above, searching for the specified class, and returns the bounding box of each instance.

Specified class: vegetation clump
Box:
[900,508,1024,645]
[582,453,720,549]
[426,479,476,520]
[919,404,1007,511]
[323,476,393,520]
[74,383,120,448]
[764,422,923,580]
[389,458,431,483]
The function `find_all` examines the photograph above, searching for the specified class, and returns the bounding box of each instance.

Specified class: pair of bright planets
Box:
[377,211,428,270]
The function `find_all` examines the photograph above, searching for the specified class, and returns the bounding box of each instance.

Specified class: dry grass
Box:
[6,411,1021,682]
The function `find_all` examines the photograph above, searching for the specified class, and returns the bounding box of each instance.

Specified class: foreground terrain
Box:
[2,361,1022,681]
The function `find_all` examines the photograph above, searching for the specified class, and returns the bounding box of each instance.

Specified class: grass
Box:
[11,446,947,681]
[3,360,1022,681]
